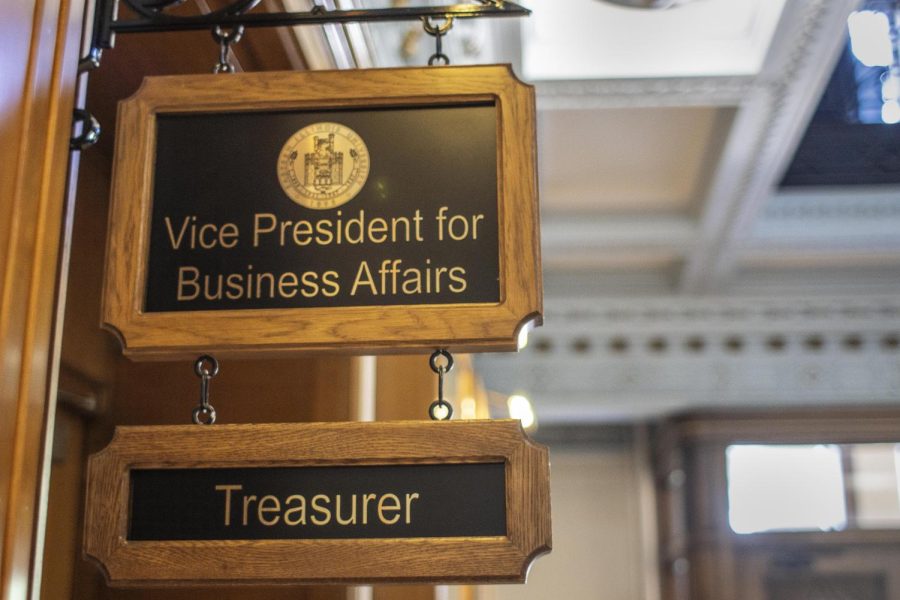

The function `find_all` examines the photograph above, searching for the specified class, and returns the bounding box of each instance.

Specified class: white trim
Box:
[681,0,864,292]
[536,76,753,110]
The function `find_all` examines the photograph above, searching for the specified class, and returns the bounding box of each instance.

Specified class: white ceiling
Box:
[312,0,900,423]
[520,0,787,80]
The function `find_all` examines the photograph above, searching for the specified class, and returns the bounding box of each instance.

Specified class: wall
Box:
[480,434,658,600]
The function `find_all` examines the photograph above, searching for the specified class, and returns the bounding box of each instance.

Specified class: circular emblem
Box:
[277,122,370,210]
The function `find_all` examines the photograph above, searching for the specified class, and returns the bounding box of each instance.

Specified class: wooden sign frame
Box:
[102,66,541,359]
[83,420,551,586]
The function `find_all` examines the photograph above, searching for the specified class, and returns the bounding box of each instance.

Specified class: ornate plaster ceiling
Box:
[295,0,900,422]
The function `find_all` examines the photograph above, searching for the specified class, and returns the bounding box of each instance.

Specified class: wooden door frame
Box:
[0,0,85,596]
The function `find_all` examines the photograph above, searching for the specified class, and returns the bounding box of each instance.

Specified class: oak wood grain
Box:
[83,419,551,586]
[102,65,542,360]
[0,0,85,595]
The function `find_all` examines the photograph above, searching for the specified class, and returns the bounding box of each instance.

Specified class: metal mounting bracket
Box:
[81,0,530,71]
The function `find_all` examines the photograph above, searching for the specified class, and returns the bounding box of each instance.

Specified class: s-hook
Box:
[211,25,244,73]
[428,349,454,420]
[192,355,219,425]
[422,16,453,66]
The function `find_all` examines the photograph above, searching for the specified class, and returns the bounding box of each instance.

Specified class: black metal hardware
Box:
[428,349,454,420]
[79,47,103,73]
[192,355,219,425]
[211,25,244,73]
[70,108,101,150]
[85,0,529,66]
[423,16,453,66]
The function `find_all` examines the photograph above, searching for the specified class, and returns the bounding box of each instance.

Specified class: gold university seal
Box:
[277,122,370,210]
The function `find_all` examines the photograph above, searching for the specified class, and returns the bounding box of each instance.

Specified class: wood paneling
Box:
[661,409,900,600]
[0,0,85,595]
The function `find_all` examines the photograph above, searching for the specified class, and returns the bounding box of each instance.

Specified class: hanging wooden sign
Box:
[102,66,541,359]
[83,420,551,585]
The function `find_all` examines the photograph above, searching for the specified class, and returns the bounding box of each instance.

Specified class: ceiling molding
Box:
[534,294,900,331]
[747,189,900,250]
[535,76,754,110]
[763,187,900,220]
[475,294,900,422]
[680,0,863,293]
[542,216,697,264]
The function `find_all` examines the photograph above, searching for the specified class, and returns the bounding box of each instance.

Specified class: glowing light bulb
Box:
[848,10,893,67]
[883,70,900,102]
[507,394,535,429]
[460,397,477,420]
[882,100,900,124]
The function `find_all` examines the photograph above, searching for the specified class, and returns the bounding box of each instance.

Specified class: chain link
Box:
[192,355,219,425]
[422,16,453,66]
[428,349,454,420]
[211,25,244,73]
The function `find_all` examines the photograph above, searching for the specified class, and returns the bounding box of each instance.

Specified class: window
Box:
[726,443,900,534]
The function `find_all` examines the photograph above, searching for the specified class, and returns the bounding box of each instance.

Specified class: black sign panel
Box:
[129,463,506,541]
[145,104,500,312]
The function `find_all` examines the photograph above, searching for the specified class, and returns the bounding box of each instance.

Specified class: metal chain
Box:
[211,25,244,73]
[428,349,454,420]
[192,355,219,425]
[422,16,453,66]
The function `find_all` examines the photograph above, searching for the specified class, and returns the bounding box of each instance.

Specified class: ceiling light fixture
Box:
[848,4,900,124]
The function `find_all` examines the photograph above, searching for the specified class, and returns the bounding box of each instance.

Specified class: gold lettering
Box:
[225,273,244,299]
[362,493,377,525]
[321,271,340,297]
[345,211,364,244]
[177,266,200,301]
[284,494,307,525]
[220,222,239,248]
[255,272,275,298]
[448,215,469,240]
[401,268,422,295]
[368,218,388,243]
[278,271,299,298]
[391,215,410,242]
[311,494,332,525]
[314,219,334,245]
[242,494,258,526]
[378,493,401,525]
[253,213,277,247]
[350,261,378,296]
[413,210,424,241]
[279,219,293,246]
[293,220,313,246]
[335,494,357,525]
[433,266,448,292]
[448,267,467,293]
[300,271,320,298]
[471,214,484,239]
[436,206,449,241]
[164,216,191,250]
[405,492,420,524]
[198,223,219,249]
[215,484,242,526]
[257,495,281,526]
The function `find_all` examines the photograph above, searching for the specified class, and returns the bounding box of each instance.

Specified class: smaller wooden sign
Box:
[84,420,551,586]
